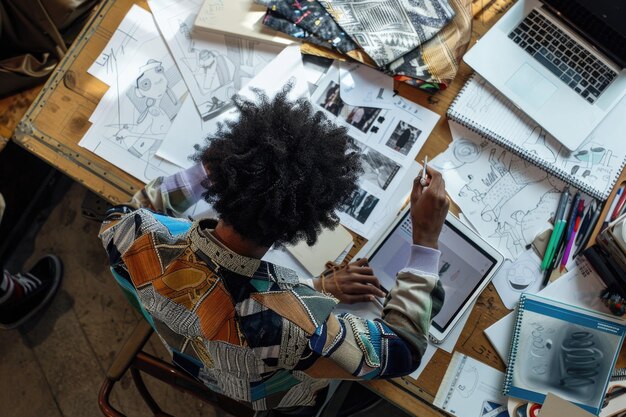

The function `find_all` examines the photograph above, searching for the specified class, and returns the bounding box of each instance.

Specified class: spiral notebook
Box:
[504,293,626,414]
[448,74,626,201]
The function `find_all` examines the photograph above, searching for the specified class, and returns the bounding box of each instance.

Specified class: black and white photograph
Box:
[385,120,422,156]
[359,144,401,190]
[318,81,344,117]
[344,105,381,133]
[340,188,380,224]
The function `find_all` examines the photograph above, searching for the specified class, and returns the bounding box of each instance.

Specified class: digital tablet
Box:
[355,208,503,343]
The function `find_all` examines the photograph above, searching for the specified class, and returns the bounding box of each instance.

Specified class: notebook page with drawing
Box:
[448,74,626,200]
[434,352,508,417]
[485,256,610,364]
[503,292,626,414]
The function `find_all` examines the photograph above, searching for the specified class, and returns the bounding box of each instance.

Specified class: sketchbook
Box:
[503,292,626,415]
[448,74,626,201]
[485,256,611,364]
[434,352,508,417]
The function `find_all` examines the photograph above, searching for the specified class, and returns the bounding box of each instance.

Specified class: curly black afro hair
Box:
[193,85,362,247]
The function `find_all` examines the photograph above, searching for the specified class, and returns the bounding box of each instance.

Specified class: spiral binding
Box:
[502,293,527,395]
[611,368,626,381]
[447,74,621,201]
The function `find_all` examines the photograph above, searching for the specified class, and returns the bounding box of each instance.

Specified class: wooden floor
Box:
[0,182,233,417]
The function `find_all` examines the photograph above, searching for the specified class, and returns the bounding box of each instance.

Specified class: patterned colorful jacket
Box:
[99,164,444,411]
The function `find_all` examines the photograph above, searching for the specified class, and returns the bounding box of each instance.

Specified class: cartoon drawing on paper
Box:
[101,58,184,178]
[150,0,280,122]
[459,149,548,222]
[434,122,566,260]
[177,19,254,119]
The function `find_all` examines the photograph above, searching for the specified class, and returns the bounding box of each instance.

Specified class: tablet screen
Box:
[367,212,498,333]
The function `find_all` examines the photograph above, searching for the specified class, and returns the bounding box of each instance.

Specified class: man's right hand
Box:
[410,165,449,249]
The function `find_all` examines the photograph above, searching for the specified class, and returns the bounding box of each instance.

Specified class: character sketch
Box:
[177,19,270,120]
[103,58,184,178]
[460,149,548,222]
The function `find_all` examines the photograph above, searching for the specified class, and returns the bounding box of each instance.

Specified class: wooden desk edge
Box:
[11,0,141,205]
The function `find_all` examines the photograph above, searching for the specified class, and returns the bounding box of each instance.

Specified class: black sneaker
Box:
[0,254,63,329]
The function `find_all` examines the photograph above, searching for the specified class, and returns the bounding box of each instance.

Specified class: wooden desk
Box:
[12,0,626,416]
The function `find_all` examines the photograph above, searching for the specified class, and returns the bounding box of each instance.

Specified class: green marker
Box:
[541,187,570,271]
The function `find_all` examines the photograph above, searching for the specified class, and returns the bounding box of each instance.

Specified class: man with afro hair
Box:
[99,87,448,415]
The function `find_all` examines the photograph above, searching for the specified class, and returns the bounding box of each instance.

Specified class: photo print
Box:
[340,188,380,224]
[318,81,381,133]
[357,142,401,190]
[319,81,344,117]
[344,105,381,133]
[386,120,422,156]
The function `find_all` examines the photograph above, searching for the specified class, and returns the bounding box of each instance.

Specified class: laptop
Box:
[464,0,626,151]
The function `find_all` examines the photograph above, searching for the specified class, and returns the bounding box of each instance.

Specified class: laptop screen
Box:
[541,0,626,68]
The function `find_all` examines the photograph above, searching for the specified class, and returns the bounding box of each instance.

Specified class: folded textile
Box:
[388,0,472,89]
[256,0,358,54]
[259,0,471,93]
[318,0,455,67]
[262,9,330,48]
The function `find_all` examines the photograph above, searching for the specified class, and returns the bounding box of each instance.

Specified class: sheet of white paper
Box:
[434,352,508,417]
[311,64,439,238]
[88,5,157,86]
[148,0,282,121]
[339,62,395,109]
[433,121,568,260]
[484,256,610,363]
[492,249,543,309]
[80,5,187,183]
[156,45,310,168]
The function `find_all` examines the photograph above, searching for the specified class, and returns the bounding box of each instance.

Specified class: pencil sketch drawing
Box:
[105,59,183,161]
[148,0,281,121]
[452,74,626,199]
[434,122,565,260]
[81,5,186,182]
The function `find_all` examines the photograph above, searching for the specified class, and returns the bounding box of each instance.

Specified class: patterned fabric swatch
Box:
[318,0,455,67]
[388,0,472,91]
[256,0,358,54]
[262,9,332,49]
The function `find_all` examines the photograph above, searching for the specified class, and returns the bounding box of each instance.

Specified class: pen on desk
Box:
[604,185,624,228]
[541,186,570,271]
[542,231,567,287]
[611,186,626,222]
[575,200,595,246]
[564,192,581,242]
[573,201,604,258]
[560,199,584,272]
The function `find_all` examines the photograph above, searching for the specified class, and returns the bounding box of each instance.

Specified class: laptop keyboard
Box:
[508,9,618,104]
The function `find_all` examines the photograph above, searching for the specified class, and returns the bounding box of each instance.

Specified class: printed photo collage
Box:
[310,67,437,237]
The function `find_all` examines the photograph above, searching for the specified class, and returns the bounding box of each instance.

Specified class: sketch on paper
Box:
[88,5,157,86]
[432,121,567,260]
[450,74,626,199]
[148,0,282,121]
[434,353,508,417]
[80,5,186,183]
[492,249,543,309]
